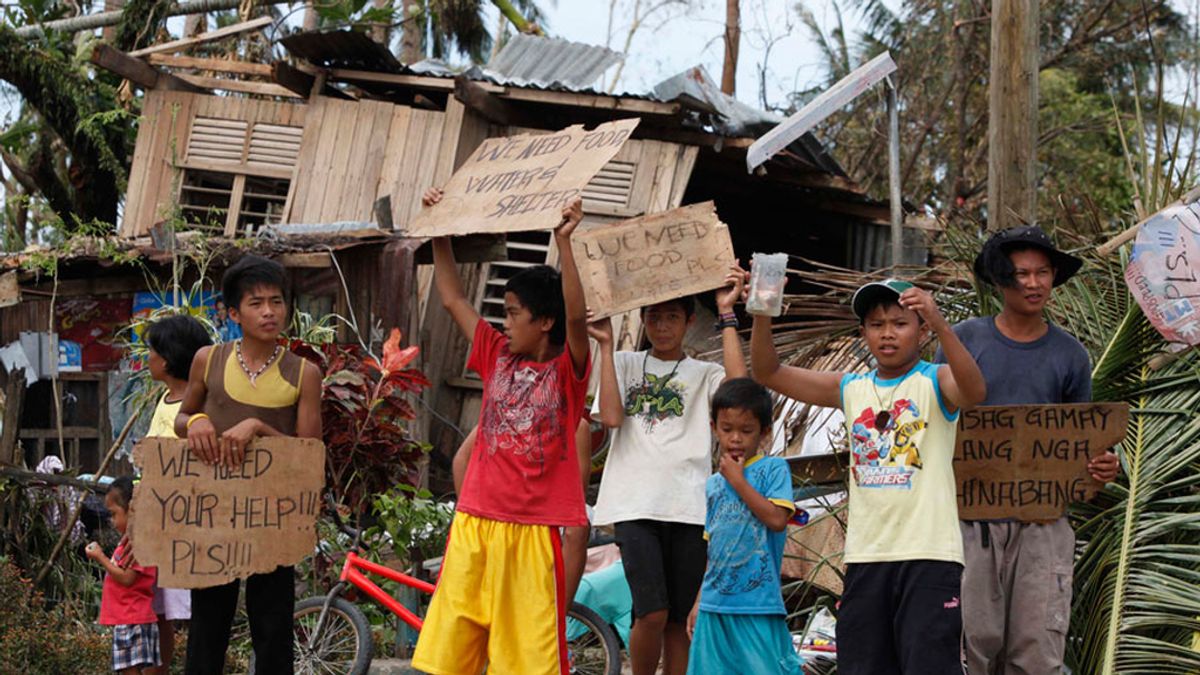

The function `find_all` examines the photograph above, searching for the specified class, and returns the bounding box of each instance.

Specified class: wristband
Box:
[715,317,739,330]
[186,413,210,430]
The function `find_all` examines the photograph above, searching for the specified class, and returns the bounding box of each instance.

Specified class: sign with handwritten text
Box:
[1126,195,1200,344]
[572,201,736,318]
[130,438,325,588]
[402,119,640,237]
[953,403,1128,522]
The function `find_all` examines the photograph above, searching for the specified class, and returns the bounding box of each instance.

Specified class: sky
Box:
[500,0,850,112]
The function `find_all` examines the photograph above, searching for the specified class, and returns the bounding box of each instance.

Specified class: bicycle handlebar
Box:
[323,492,363,547]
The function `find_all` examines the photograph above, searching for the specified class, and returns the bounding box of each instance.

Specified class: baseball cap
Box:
[851,278,915,320]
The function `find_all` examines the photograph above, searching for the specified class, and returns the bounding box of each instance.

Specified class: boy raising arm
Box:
[751,279,985,675]
[413,189,591,675]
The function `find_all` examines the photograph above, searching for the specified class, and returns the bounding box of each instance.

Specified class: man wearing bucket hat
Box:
[937,225,1120,674]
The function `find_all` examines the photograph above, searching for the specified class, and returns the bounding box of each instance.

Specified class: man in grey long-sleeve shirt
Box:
[937,226,1120,675]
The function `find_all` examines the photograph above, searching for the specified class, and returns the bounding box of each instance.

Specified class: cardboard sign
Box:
[954,403,1129,522]
[1125,191,1200,344]
[572,201,736,318]
[130,437,325,588]
[402,118,640,237]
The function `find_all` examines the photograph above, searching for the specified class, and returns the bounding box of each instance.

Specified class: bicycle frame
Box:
[336,551,437,630]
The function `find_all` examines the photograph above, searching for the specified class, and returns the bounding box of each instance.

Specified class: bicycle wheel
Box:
[294,595,374,675]
[566,602,621,675]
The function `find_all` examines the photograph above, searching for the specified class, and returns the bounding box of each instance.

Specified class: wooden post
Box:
[721,0,741,95]
[887,78,903,266]
[987,0,1039,230]
[0,369,25,465]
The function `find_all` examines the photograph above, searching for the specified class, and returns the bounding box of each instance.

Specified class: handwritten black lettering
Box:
[156,444,202,478]
[958,438,1013,462]
[959,407,1016,431]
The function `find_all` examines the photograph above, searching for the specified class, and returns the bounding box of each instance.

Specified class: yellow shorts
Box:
[412,511,567,675]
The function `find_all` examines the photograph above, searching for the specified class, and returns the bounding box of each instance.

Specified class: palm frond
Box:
[761,218,1200,671]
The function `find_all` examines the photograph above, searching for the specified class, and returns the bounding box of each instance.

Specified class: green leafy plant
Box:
[290,328,431,511]
[368,483,454,567]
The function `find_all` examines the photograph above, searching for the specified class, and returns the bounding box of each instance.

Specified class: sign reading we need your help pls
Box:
[130,437,325,588]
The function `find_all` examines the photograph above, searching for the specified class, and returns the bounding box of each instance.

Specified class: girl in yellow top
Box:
[144,314,211,674]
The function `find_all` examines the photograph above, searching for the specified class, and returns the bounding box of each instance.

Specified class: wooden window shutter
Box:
[582,160,636,209]
[247,123,303,171]
[186,117,248,165]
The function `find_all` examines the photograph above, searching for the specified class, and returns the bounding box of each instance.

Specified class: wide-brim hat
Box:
[973,225,1083,287]
[851,278,915,320]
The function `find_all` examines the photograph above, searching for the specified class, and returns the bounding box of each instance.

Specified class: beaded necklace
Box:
[235,339,283,388]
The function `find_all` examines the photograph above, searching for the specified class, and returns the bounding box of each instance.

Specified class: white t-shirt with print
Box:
[592,350,725,526]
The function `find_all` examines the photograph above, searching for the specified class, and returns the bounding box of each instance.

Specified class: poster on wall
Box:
[131,291,243,345]
[55,297,133,371]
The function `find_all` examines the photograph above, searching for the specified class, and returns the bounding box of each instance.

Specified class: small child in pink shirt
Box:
[86,477,161,674]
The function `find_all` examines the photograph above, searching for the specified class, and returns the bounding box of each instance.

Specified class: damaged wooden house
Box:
[0,25,916,484]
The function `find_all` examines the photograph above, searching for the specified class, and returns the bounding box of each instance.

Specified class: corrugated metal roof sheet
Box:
[482,33,622,90]
[275,31,846,175]
[654,66,845,176]
[279,30,403,73]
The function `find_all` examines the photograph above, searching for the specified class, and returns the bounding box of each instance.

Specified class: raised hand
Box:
[555,196,584,239]
[716,262,749,313]
[421,187,444,208]
[898,286,949,332]
[587,310,614,345]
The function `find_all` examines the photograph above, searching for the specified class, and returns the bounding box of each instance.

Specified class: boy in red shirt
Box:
[412,188,591,675]
[86,477,161,674]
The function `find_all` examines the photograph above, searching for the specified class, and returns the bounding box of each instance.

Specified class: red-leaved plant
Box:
[290,329,431,511]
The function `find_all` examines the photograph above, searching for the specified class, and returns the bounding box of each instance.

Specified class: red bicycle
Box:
[293,508,621,675]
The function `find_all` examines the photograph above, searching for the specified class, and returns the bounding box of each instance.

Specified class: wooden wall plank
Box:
[318,100,363,222]
[352,100,395,222]
[668,145,699,209]
[285,97,327,222]
[144,90,194,233]
[395,109,446,227]
[297,98,342,221]
[377,106,413,224]
[120,89,162,236]
[432,97,466,186]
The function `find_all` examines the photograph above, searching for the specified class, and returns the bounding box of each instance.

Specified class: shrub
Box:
[0,558,110,674]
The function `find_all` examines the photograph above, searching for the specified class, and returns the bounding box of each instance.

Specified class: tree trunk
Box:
[102,0,125,42]
[184,11,207,36]
[720,0,740,95]
[370,0,389,44]
[986,0,1039,230]
[302,0,317,31]
[491,0,536,34]
[15,0,249,39]
[399,1,423,64]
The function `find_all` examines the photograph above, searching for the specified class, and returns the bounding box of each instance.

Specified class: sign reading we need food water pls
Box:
[131,438,325,588]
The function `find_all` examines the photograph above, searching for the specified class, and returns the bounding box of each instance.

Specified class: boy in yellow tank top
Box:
[174,255,323,675]
[750,278,987,674]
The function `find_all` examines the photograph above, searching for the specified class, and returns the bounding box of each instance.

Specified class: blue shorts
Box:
[686,610,804,675]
